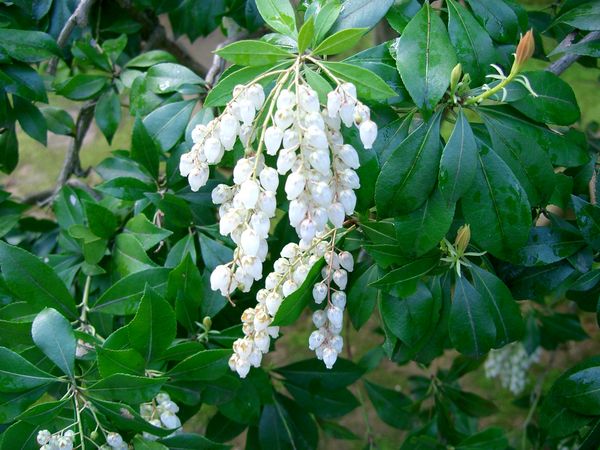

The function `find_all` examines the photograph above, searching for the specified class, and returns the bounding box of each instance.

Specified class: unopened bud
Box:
[202,316,212,330]
[455,224,471,254]
[515,29,535,69]
[450,63,462,93]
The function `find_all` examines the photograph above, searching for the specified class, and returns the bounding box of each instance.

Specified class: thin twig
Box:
[547,31,600,75]
[205,27,249,88]
[48,0,97,75]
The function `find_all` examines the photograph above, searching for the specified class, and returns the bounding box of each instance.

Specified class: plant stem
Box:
[464,68,518,105]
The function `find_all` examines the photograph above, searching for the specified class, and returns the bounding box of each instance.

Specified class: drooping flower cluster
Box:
[484,342,541,394]
[104,432,128,450]
[139,392,182,440]
[309,249,354,368]
[37,429,76,450]
[181,67,378,376]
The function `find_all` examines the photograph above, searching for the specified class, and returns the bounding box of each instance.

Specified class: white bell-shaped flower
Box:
[274,108,294,130]
[276,89,296,110]
[323,346,338,369]
[191,123,208,143]
[333,269,348,289]
[238,99,256,125]
[236,358,251,378]
[312,310,327,328]
[265,291,283,315]
[211,184,231,204]
[241,227,260,256]
[339,251,354,272]
[210,264,235,294]
[299,85,320,112]
[309,329,326,350]
[338,144,360,169]
[339,189,357,214]
[282,279,298,296]
[258,191,276,216]
[277,147,297,174]
[248,83,265,109]
[188,166,209,192]
[327,202,345,228]
[204,137,224,164]
[327,305,344,327]
[305,126,328,150]
[340,82,357,100]
[300,218,317,241]
[238,179,260,209]
[259,167,279,192]
[312,282,327,304]
[179,152,194,176]
[233,158,253,184]
[339,102,355,127]
[283,129,299,148]
[285,171,306,199]
[327,91,342,117]
[265,126,283,155]
[359,120,378,149]
[332,291,347,308]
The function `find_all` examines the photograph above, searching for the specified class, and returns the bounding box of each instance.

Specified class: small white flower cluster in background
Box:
[309,250,353,368]
[181,69,378,377]
[37,429,75,450]
[484,342,541,395]
[139,392,182,441]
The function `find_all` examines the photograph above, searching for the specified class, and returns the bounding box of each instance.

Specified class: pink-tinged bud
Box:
[515,29,535,69]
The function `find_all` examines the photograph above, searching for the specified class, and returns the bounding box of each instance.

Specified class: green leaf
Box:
[461,146,531,260]
[97,347,145,378]
[443,384,497,417]
[371,256,439,290]
[31,308,76,378]
[375,112,442,216]
[114,234,157,277]
[303,66,332,103]
[84,201,118,239]
[216,40,292,66]
[2,63,47,102]
[0,346,55,392]
[88,374,167,404]
[330,0,394,34]
[0,29,60,62]
[96,177,155,201]
[168,254,203,332]
[146,62,204,94]
[446,0,495,86]
[272,258,325,326]
[16,398,69,425]
[130,117,160,180]
[255,0,297,36]
[439,110,478,203]
[465,0,518,43]
[124,214,172,251]
[128,286,176,362]
[449,276,496,357]
[572,196,600,250]
[13,96,47,145]
[284,382,359,419]
[0,241,77,318]
[516,226,585,267]
[159,433,229,449]
[395,3,457,111]
[311,0,341,44]
[511,71,580,126]
[143,99,195,151]
[92,268,170,315]
[198,233,234,272]
[393,189,455,259]
[276,358,363,390]
[556,366,600,415]
[364,380,411,429]
[259,394,318,450]
[95,89,121,144]
[56,74,109,100]
[469,265,524,347]
[0,421,38,450]
[553,2,600,30]
[90,398,172,437]
[167,349,232,381]
[313,28,367,55]
[297,16,315,53]
[456,427,508,450]
[347,264,379,330]
[320,61,396,101]
[126,50,177,68]
[40,107,75,136]
[133,436,169,450]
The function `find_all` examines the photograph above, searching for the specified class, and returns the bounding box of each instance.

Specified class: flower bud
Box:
[285,171,306,200]
[339,251,354,272]
[450,63,462,93]
[259,167,279,192]
[515,29,535,69]
[454,224,471,255]
[327,91,342,117]
[248,83,265,109]
[332,291,346,309]
[309,330,325,350]
[106,432,124,448]
[241,227,260,256]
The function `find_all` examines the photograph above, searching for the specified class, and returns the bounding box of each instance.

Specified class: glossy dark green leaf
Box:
[97,177,155,201]
[371,255,439,290]
[469,265,524,347]
[465,0,518,43]
[456,427,508,450]
[395,3,457,111]
[461,146,531,260]
[97,347,145,378]
[90,398,172,437]
[553,2,600,30]
[40,106,75,136]
[284,382,359,419]
[330,0,394,33]
[114,234,157,277]
[255,0,297,36]
[276,358,363,390]
[88,374,167,405]
[0,420,38,450]
[143,99,195,151]
[0,241,77,318]
[56,74,108,100]
[158,433,229,449]
[0,29,60,62]
[146,63,204,94]
[364,380,411,429]
[259,394,318,450]
[128,286,176,362]
[320,60,396,101]
[443,385,498,417]
[124,214,172,251]
[449,276,496,357]
[556,366,600,415]
[198,233,233,272]
[13,96,47,145]
[167,254,203,332]
[2,63,47,102]
[84,201,118,239]
[95,89,121,144]
[16,398,69,425]
[516,226,585,266]
[31,308,76,378]
[439,110,478,203]
[313,28,367,55]
[572,196,600,250]
[347,264,379,330]
[0,346,55,392]
[92,268,170,315]
[376,112,442,216]
[126,50,177,68]
[216,40,292,66]
[168,0,227,41]
[272,258,325,326]
[511,71,580,126]
[167,349,232,381]
[446,0,495,86]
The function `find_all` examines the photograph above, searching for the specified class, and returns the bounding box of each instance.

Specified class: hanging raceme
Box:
[179,28,385,376]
